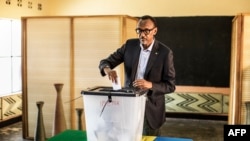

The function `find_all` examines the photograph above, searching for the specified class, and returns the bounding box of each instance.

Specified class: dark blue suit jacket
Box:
[99,38,176,129]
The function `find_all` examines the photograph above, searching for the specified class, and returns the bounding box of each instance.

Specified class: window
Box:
[0,19,21,96]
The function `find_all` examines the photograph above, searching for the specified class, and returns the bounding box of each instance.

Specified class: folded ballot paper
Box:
[112,76,122,90]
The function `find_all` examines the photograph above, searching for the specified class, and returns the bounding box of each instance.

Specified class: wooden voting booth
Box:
[21,15,138,139]
[229,13,250,124]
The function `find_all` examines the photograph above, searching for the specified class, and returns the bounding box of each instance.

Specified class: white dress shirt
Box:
[136,40,154,79]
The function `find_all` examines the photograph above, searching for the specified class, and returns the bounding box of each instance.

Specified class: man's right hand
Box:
[104,67,118,84]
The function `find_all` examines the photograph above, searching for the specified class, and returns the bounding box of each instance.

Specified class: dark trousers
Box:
[142,117,162,136]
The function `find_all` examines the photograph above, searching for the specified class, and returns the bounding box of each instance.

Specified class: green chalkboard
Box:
[155,16,233,87]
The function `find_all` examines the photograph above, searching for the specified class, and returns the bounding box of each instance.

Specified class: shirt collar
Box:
[140,40,155,52]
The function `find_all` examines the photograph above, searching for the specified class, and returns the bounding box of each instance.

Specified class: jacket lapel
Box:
[131,45,141,81]
[144,41,159,78]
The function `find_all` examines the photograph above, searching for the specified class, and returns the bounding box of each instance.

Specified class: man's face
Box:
[136,19,157,49]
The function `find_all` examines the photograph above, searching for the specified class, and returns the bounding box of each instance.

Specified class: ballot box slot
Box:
[81,86,136,97]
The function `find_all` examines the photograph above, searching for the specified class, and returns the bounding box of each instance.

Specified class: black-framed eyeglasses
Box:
[135,27,155,35]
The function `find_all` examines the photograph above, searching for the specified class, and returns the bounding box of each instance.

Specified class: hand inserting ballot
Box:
[104,67,118,84]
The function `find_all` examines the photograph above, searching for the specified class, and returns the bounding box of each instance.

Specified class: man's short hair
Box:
[140,15,157,27]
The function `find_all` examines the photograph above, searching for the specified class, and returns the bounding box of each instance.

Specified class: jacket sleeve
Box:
[99,44,126,76]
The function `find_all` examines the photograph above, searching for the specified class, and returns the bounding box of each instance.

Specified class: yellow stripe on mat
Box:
[142,136,156,141]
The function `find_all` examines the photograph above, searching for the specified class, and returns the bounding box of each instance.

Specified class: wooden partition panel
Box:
[22,15,138,139]
[240,14,250,123]
[228,14,242,124]
[229,13,250,124]
[23,18,72,138]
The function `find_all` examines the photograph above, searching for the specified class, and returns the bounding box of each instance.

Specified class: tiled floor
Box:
[0,121,28,141]
[0,117,227,141]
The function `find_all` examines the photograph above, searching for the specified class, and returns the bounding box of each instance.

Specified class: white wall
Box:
[0,0,48,19]
[48,0,250,16]
[1,0,250,19]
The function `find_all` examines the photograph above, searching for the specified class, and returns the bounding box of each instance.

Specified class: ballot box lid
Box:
[81,86,141,97]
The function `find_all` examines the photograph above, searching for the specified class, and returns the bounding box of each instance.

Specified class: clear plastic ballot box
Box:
[81,86,146,141]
